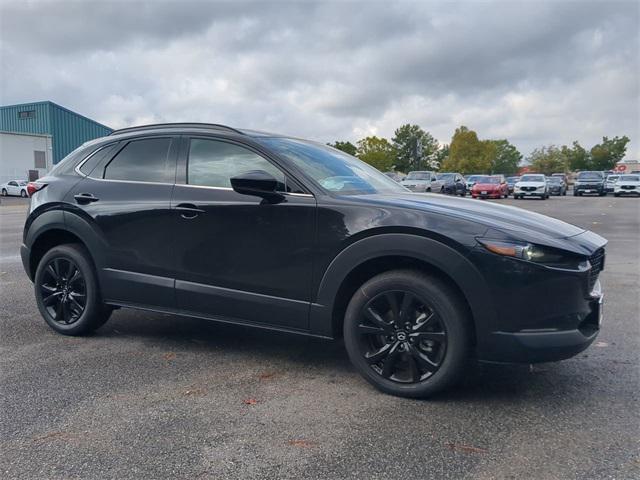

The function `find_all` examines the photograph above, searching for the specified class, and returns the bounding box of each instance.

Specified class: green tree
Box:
[442,126,493,174]
[561,141,589,171]
[589,136,630,170]
[356,136,395,171]
[433,144,449,169]
[528,145,568,175]
[327,140,357,156]
[488,139,522,174]
[391,124,439,171]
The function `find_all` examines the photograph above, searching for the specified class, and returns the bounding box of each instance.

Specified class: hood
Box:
[473,183,501,189]
[346,193,585,241]
[401,179,428,184]
[516,181,545,187]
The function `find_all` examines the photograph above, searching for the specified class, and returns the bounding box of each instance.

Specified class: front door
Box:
[171,136,316,329]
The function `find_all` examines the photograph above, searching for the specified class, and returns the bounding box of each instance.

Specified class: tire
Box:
[1,189,6,196]
[20,189,27,198]
[34,243,112,336]
[343,270,471,398]
[614,193,620,197]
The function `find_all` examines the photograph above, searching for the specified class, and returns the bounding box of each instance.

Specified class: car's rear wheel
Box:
[343,270,471,398]
[1,189,7,196]
[20,190,27,198]
[34,244,112,335]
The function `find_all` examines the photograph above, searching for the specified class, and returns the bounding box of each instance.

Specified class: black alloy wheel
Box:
[39,257,86,325]
[356,290,447,383]
[34,244,112,335]
[344,270,470,398]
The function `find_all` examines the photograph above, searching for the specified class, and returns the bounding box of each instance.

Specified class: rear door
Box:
[171,135,316,329]
[67,136,179,308]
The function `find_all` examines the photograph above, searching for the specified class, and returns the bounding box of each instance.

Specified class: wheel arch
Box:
[310,234,496,350]
[25,209,106,280]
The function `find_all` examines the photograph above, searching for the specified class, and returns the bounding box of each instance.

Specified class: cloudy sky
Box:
[1,0,638,159]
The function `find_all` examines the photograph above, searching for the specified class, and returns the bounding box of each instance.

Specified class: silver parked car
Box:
[400,171,443,192]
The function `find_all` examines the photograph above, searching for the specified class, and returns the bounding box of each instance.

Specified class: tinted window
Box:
[81,143,120,177]
[620,175,639,181]
[188,139,287,191]
[104,138,174,183]
[406,172,430,180]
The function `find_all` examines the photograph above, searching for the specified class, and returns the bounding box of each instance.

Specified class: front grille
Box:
[522,186,537,192]
[588,248,605,292]
[621,185,636,190]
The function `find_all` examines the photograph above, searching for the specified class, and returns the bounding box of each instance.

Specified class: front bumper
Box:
[575,184,604,194]
[471,190,501,198]
[471,240,606,364]
[481,287,602,363]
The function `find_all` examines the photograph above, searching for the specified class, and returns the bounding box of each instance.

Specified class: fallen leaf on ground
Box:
[163,352,176,360]
[259,372,277,380]
[594,341,608,347]
[288,439,315,448]
[243,398,258,405]
[446,443,488,454]
[183,388,206,396]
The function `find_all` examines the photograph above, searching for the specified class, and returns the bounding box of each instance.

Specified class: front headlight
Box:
[477,239,585,269]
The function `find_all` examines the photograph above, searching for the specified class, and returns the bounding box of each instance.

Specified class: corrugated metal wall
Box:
[0,101,112,163]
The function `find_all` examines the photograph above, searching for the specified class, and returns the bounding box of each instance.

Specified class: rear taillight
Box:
[26,182,47,197]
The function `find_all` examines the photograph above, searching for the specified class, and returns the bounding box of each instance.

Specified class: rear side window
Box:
[187,138,287,191]
[103,138,174,183]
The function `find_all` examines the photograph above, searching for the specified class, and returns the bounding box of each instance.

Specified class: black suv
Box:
[574,171,606,196]
[21,123,606,398]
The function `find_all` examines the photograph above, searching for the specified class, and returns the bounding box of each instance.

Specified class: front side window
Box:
[103,138,174,183]
[188,139,287,191]
[261,137,407,195]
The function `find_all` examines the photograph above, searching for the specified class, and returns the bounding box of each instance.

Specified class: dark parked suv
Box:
[574,171,606,196]
[21,123,606,398]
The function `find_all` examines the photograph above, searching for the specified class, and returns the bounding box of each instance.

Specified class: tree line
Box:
[328,124,630,176]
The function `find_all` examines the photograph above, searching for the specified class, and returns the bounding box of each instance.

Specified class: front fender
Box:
[309,233,497,353]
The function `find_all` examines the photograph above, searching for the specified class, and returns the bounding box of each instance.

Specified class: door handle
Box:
[74,193,100,204]
[175,203,205,219]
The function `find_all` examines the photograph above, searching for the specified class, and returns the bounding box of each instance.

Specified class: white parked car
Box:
[605,174,619,193]
[400,171,443,192]
[0,180,29,197]
[513,174,549,200]
[613,175,640,197]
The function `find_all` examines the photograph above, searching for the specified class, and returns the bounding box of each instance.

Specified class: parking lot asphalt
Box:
[1,194,639,480]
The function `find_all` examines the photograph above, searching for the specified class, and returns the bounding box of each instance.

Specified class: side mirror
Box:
[230,170,282,201]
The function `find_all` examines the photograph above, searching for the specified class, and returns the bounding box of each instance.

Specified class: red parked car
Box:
[470,175,509,199]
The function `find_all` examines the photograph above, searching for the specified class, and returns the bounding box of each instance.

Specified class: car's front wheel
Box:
[20,190,28,198]
[1,189,7,196]
[34,244,112,335]
[343,270,471,398]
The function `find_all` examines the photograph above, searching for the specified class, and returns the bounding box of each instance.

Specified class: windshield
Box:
[606,175,619,181]
[619,175,639,181]
[475,176,500,184]
[260,137,407,195]
[437,173,455,181]
[506,177,519,183]
[577,171,604,180]
[520,175,545,182]
[548,177,562,184]
[406,172,431,180]
[18,181,27,185]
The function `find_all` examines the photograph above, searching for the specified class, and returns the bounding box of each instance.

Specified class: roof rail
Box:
[108,122,244,136]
